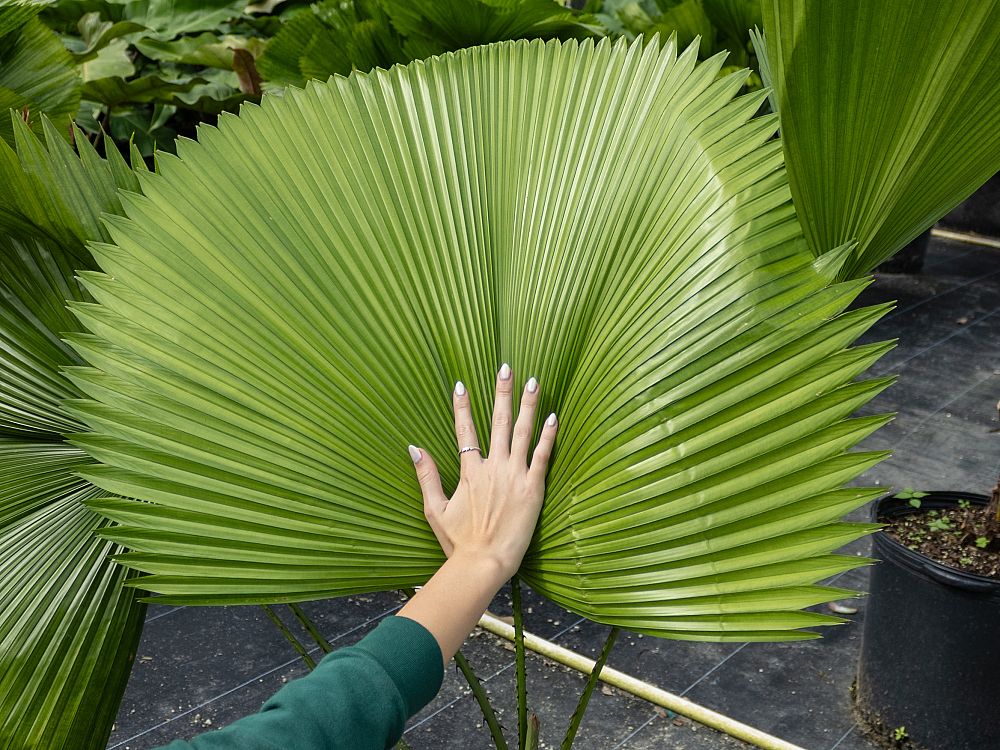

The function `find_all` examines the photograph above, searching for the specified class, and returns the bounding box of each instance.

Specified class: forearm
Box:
[152,616,443,750]
[397,552,508,667]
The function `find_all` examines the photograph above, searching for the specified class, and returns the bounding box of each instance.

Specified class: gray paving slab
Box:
[828,725,879,750]
[403,631,662,750]
[617,716,755,750]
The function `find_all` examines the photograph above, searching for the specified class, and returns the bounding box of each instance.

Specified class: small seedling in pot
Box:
[894,489,928,501]
[893,726,908,742]
[928,516,953,532]
[958,499,971,510]
[976,536,989,549]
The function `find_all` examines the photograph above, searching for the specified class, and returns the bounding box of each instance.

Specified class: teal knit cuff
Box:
[353,615,444,717]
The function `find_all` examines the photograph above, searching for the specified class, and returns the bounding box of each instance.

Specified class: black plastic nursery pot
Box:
[875,229,930,274]
[855,491,1000,749]
[939,172,1000,237]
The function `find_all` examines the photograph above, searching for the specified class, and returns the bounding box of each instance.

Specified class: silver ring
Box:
[459,445,481,454]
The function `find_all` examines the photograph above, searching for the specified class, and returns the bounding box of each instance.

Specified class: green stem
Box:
[402,588,507,749]
[560,626,619,750]
[512,575,527,750]
[455,650,509,750]
[525,713,540,750]
[288,603,333,653]
[262,604,316,670]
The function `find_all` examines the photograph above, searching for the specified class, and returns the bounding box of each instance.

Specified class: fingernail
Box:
[526,377,538,393]
[408,444,422,463]
[455,381,466,396]
[498,363,511,380]
[547,413,557,427]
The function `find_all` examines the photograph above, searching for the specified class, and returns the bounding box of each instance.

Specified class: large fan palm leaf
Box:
[73,37,890,640]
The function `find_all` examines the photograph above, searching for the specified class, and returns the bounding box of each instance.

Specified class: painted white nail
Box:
[408,445,422,464]
[455,381,466,396]
[547,413,557,427]
[526,377,538,393]
[498,363,511,381]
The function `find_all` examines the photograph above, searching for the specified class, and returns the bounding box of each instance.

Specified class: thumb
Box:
[408,444,447,521]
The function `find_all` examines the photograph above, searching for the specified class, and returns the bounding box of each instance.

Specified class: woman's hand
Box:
[407,363,557,580]
[398,364,557,665]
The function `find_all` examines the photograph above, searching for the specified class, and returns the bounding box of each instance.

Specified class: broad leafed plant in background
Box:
[257,0,601,86]
[0,0,80,145]
[36,0,268,156]
[594,0,763,85]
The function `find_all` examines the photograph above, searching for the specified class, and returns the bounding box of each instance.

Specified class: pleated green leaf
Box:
[761,0,1000,279]
[0,441,145,750]
[0,115,140,250]
[0,2,81,146]
[0,0,35,39]
[0,121,146,748]
[72,37,890,640]
[0,116,141,436]
[0,234,90,437]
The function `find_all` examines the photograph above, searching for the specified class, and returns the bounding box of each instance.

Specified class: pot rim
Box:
[871,490,1000,593]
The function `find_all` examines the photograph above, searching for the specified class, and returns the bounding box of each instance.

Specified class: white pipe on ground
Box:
[931,228,1000,249]
[477,612,808,750]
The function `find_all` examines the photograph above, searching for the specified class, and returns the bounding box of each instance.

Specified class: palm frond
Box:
[0,116,140,437]
[0,441,145,750]
[0,115,139,250]
[0,120,146,749]
[760,0,1000,279]
[72,37,890,640]
[0,234,90,437]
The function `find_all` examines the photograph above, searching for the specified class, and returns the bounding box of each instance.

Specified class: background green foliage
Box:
[3,0,766,156]
[0,1,81,144]
[593,0,761,73]
[257,0,601,86]
[35,0,273,155]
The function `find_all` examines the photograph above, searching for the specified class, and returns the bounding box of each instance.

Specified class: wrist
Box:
[444,550,511,591]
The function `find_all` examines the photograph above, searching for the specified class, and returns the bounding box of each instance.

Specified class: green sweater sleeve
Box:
[153,615,443,750]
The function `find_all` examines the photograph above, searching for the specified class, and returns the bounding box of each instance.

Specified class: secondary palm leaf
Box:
[74,36,891,641]
[0,117,146,750]
[759,0,1000,279]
